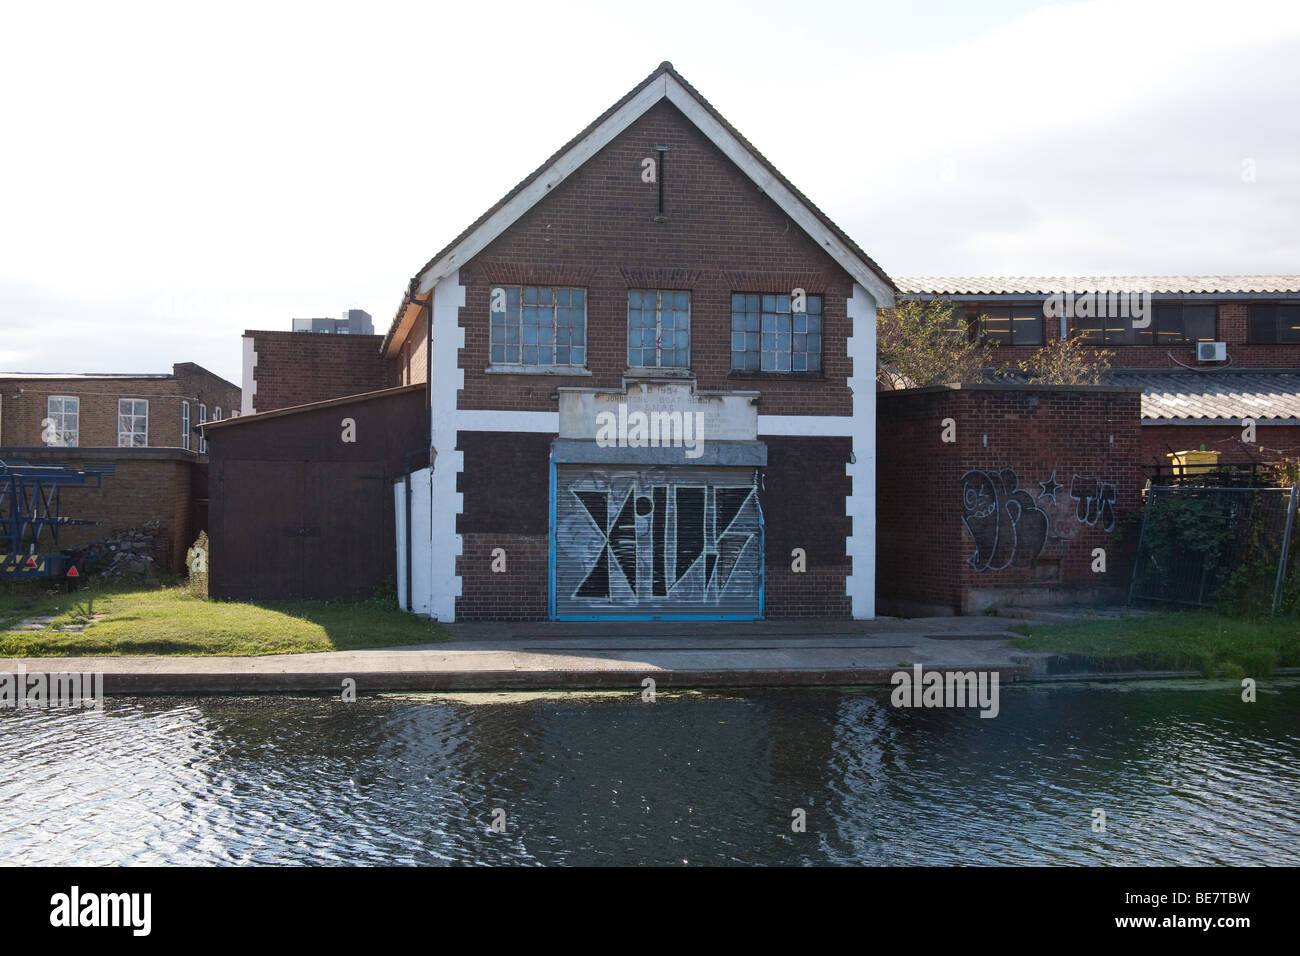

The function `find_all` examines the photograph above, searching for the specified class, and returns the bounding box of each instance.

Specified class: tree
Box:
[1007,332,1113,385]
[877,297,989,389]
[878,298,1114,389]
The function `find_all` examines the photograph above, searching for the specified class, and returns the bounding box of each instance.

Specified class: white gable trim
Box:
[417,74,894,306]
[663,81,894,307]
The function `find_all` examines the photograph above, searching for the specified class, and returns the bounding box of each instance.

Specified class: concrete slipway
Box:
[3,616,1077,694]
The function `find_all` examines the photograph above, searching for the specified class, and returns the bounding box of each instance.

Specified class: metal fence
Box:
[1142,462,1273,488]
[1129,485,1299,613]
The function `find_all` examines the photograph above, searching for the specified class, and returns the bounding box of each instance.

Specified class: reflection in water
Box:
[0,681,1297,865]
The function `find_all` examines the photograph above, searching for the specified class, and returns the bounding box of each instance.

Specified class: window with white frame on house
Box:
[45,396,79,446]
[198,403,207,453]
[1248,303,1300,343]
[215,406,222,421]
[489,286,587,367]
[628,290,690,368]
[978,303,1043,346]
[117,399,148,447]
[730,293,822,371]
[181,401,191,450]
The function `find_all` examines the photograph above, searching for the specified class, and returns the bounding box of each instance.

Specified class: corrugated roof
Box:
[897,276,1300,296]
[1103,372,1300,421]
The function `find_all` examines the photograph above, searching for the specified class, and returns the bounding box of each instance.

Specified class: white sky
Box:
[2,0,1298,383]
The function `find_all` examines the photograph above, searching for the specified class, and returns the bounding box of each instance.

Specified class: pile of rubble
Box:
[67,521,163,582]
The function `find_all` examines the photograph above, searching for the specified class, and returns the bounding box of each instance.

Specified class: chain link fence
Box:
[1130,486,1300,613]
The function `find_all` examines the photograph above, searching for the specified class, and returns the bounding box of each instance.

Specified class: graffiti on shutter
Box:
[554,466,762,617]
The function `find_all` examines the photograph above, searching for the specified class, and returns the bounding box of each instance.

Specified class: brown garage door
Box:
[211,458,392,600]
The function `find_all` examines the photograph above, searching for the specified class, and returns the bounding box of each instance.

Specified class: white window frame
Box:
[215,405,222,421]
[181,401,191,450]
[117,398,149,447]
[198,403,208,454]
[45,395,79,447]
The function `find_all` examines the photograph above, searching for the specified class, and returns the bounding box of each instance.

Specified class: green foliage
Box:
[877,298,989,388]
[1011,331,1114,385]
[1141,496,1235,585]
[1138,491,1300,615]
[185,531,209,599]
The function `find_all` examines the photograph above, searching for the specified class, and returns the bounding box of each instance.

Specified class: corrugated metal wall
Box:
[554,465,763,619]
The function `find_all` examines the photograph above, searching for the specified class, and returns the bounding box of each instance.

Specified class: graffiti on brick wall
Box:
[961,469,1050,571]
[961,467,1119,571]
[1070,474,1118,531]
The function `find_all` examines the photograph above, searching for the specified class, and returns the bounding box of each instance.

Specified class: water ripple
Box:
[0,681,1297,865]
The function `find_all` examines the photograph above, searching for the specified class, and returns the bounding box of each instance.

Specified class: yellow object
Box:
[1167,449,1220,475]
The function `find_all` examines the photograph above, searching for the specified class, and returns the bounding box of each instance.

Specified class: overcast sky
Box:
[2,0,1297,384]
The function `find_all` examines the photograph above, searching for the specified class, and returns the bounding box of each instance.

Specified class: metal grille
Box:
[1129,486,1299,612]
[553,466,763,619]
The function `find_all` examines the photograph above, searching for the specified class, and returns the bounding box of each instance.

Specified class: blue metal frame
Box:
[0,461,101,578]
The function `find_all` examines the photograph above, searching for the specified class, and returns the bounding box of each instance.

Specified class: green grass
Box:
[1009,611,1300,678]
[0,581,450,657]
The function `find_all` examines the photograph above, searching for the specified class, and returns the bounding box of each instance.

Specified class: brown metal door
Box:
[300,460,390,599]
[211,459,306,599]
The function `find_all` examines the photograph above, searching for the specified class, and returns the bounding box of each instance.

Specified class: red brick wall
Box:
[1,368,235,451]
[953,301,1300,369]
[401,100,857,418]
[760,436,852,617]
[247,331,392,413]
[878,386,1145,614]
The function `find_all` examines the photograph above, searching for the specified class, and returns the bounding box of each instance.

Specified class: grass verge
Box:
[0,581,449,656]
[1009,611,1300,678]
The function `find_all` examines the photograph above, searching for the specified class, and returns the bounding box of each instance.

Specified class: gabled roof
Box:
[383,61,896,355]
[898,276,1300,296]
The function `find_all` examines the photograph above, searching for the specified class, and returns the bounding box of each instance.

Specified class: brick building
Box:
[896,277,1300,470]
[209,68,1300,619]
[0,363,239,453]
[1,363,238,572]
[219,62,893,621]
[240,330,390,415]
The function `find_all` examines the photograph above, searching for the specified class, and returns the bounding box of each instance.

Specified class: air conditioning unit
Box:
[1197,341,1227,362]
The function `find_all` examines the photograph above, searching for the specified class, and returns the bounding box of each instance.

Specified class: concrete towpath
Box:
[3,616,1058,694]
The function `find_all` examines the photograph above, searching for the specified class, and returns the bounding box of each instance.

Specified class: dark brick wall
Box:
[760,436,852,617]
[394,100,858,418]
[878,386,1144,613]
[247,331,393,413]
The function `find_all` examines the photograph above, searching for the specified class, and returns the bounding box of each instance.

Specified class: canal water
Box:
[1,679,1297,865]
